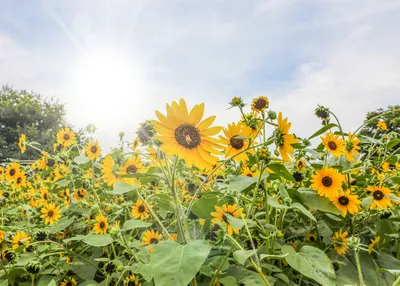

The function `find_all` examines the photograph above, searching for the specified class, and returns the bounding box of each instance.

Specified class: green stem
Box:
[355,248,365,286]
[393,275,400,286]
[0,259,13,286]
[209,246,234,286]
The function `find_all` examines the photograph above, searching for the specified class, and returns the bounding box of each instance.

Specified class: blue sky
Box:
[1,0,399,150]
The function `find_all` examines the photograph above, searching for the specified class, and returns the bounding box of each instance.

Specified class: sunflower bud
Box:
[257,148,271,164]
[25,261,41,274]
[292,171,304,182]
[35,230,48,241]
[268,110,277,120]
[2,249,16,262]
[229,97,245,108]
[137,120,156,145]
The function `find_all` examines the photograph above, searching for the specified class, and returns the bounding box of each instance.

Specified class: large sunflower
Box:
[40,203,62,225]
[274,112,299,162]
[5,162,21,182]
[211,204,244,236]
[12,231,31,251]
[18,134,27,154]
[367,185,392,210]
[219,122,254,162]
[310,167,344,197]
[344,132,360,161]
[153,99,222,170]
[101,155,117,186]
[321,132,344,157]
[131,199,150,221]
[13,172,27,190]
[330,190,361,216]
[94,215,108,234]
[332,229,349,255]
[56,128,76,147]
[251,96,269,113]
[85,140,101,160]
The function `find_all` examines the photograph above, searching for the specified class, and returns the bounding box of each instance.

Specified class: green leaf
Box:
[113,181,135,195]
[155,194,175,213]
[55,179,70,187]
[228,175,265,193]
[219,276,238,286]
[191,194,219,220]
[224,213,245,230]
[48,217,75,234]
[308,123,338,139]
[290,202,316,222]
[362,197,373,210]
[130,263,154,282]
[359,135,382,145]
[282,245,336,286]
[260,253,288,260]
[150,240,211,286]
[266,163,295,182]
[298,189,342,215]
[74,155,90,165]
[233,249,257,265]
[123,219,152,231]
[48,280,57,286]
[387,139,400,150]
[267,197,288,209]
[83,234,114,247]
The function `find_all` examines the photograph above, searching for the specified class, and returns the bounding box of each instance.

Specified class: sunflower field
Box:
[0,97,399,286]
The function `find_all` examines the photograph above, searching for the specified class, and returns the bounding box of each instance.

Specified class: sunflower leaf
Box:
[123,219,152,231]
[83,234,114,247]
[224,213,245,230]
[308,123,338,140]
[48,217,75,234]
[266,163,295,182]
[74,156,90,165]
[233,249,258,265]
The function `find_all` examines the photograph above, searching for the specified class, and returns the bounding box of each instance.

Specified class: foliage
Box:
[0,97,399,286]
[360,105,400,138]
[0,86,67,162]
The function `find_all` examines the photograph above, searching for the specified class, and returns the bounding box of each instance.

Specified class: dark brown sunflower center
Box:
[230,136,244,150]
[322,176,333,187]
[254,98,267,109]
[127,165,137,174]
[373,190,384,201]
[174,124,201,149]
[100,221,106,229]
[10,169,16,176]
[47,159,55,167]
[149,238,159,244]
[90,146,98,153]
[17,177,22,184]
[48,210,54,217]
[63,133,70,140]
[78,191,85,198]
[328,141,337,150]
[66,283,72,286]
[138,205,146,213]
[43,193,48,200]
[338,196,349,206]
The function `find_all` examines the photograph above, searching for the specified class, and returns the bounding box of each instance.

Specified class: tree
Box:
[359,105,400,137]
[0,86,67,162]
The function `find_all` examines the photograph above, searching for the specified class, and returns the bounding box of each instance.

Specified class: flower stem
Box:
[355,248,365,286]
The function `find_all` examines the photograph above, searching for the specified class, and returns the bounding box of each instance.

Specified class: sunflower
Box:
[5,162,20,182]
[344,133,360,161]
[18,134,27,153]
[74,189,87,201]
[368,236,380,254]
[377,121,388,131]
[241,164,260,177]
[40,188,50,204]
[124,274,140,286]
[310,167,344,197]
[211,204,244,236]
[59,277,78,286]
[330,190,361,216]
[219,122,254,162]
[153,98,222,170]
[0,166,4,180]
[321,132,345,157]
[332,229,349,255]
[295,159,307,172]
[119,156,144,175]
[94,215,108,234]
[60,189,71,209]
[251,96,269,113]
[85,140,101,160]
[56,128,76,147]
[40,203,62,225]
[368,185,392,210]
[13,172,27,190]
[101,155,117,186]
[142,230,162,246]
[274,112,299,162]
[131,200,150,221]
[306,233,318,243]
[12,232,31,251]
